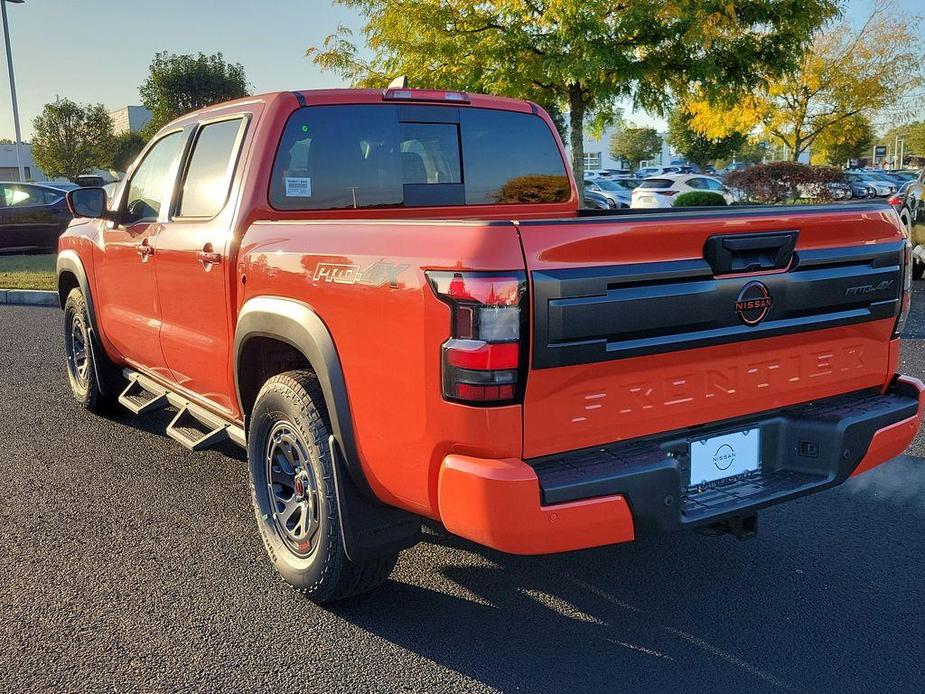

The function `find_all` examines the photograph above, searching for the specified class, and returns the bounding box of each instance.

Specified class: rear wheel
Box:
[914,259,924,281]
[247,370,397,602]
[63,288,120,412]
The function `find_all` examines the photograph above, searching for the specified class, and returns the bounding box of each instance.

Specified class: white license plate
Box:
[690,428,761,487]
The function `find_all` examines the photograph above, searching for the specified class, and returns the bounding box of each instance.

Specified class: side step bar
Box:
[118,377,169,415]
[118,371,246,450]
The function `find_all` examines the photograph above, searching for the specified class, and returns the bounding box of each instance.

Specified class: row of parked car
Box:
[582,166,921,211]
[584,170,735,210]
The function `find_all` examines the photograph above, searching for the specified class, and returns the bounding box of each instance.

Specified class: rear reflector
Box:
[427,271,526,405]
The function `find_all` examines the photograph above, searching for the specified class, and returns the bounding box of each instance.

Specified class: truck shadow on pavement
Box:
[329,461,925,693]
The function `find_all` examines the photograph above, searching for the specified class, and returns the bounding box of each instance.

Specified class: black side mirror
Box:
[66,187,110,219]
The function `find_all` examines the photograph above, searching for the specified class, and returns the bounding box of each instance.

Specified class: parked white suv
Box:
[631,174,733,208]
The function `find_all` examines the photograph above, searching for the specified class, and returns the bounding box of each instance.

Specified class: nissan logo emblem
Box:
[735,281,773,325]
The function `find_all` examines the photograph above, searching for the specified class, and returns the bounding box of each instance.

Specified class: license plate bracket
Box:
[689,428,761,489]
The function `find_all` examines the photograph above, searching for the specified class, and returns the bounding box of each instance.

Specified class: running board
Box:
[119,370,246,450]
[118,378,169,415]
[167,405,230,451]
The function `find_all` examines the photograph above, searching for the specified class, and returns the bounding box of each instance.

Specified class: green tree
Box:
[609,127,661,168]
[108,130,147,172]
[31,99,114,180]
[811,113,873,165]
[878,121,925,164]
[735,141,769,165]
[307,0,839,183]
[714,140,769,170]
[667,108,745,168]
[140,51,250,135]
[0,138,13,144]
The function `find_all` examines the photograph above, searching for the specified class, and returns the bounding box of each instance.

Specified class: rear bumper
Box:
[437,376,923,554]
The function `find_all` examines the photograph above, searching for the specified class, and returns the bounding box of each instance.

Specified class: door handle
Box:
[197,244,222,266]
[135,240,153,259]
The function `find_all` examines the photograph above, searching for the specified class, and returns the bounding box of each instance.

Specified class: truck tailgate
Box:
[518,205,906,458]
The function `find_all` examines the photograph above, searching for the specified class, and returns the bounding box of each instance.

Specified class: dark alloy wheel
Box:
[65,306,91,393]
[265,422,321,557]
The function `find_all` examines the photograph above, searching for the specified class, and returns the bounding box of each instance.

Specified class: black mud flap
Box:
[328,435,421,562]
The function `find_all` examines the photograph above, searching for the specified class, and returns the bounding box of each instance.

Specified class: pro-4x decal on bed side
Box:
[313,261,409,288]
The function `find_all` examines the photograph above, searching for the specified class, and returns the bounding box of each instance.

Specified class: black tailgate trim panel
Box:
[532,241,904,369]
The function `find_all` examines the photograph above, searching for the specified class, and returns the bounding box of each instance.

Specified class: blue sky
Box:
[0,0,920,139]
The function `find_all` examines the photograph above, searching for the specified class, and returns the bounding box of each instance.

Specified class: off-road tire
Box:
[247,370,397,602]
[63,287,121,413]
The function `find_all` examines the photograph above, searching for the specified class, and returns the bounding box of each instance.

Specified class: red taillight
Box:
[427,271,526,405]
[660,190,678,196]
[887,194,902,207]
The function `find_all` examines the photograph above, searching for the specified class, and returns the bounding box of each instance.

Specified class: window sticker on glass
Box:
[285,177,312,197]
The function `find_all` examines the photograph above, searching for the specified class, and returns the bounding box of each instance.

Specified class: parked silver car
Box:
[844,171,896,197]
[584,177,638,208]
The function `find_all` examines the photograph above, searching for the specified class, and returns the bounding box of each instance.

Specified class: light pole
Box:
[1,0,25,182]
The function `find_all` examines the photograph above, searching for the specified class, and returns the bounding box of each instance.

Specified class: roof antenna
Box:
[388,75,408,89]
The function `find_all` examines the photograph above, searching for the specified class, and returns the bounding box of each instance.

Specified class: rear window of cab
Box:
[269,104,570,210]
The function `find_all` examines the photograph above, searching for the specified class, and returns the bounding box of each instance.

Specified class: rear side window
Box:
[269,104,568,210]
[178,118,244,218]
[1,184,50,207]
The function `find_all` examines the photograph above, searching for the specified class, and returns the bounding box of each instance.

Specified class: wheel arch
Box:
[56,251,98,330]
[234,296,374,500]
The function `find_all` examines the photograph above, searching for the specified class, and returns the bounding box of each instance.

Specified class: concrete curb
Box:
[0,289,59,307]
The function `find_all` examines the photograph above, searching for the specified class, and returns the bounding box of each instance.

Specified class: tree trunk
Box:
[568,85,586,191]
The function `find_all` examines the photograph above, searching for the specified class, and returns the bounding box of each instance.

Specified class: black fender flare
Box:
[234,296,420,560]
[56,250,99,330]
[234,296,371,498]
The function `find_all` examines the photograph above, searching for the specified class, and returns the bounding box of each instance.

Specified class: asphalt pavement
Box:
[1,287,924,693]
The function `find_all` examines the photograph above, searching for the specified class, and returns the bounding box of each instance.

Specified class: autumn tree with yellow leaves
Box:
[687,0,923,162]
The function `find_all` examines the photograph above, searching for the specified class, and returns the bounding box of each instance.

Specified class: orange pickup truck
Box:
[57,88,922,602]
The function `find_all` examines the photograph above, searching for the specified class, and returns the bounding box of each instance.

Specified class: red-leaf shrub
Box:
[726,162,846,203]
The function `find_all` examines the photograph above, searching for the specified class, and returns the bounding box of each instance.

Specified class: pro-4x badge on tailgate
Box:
[313,261,408,288]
